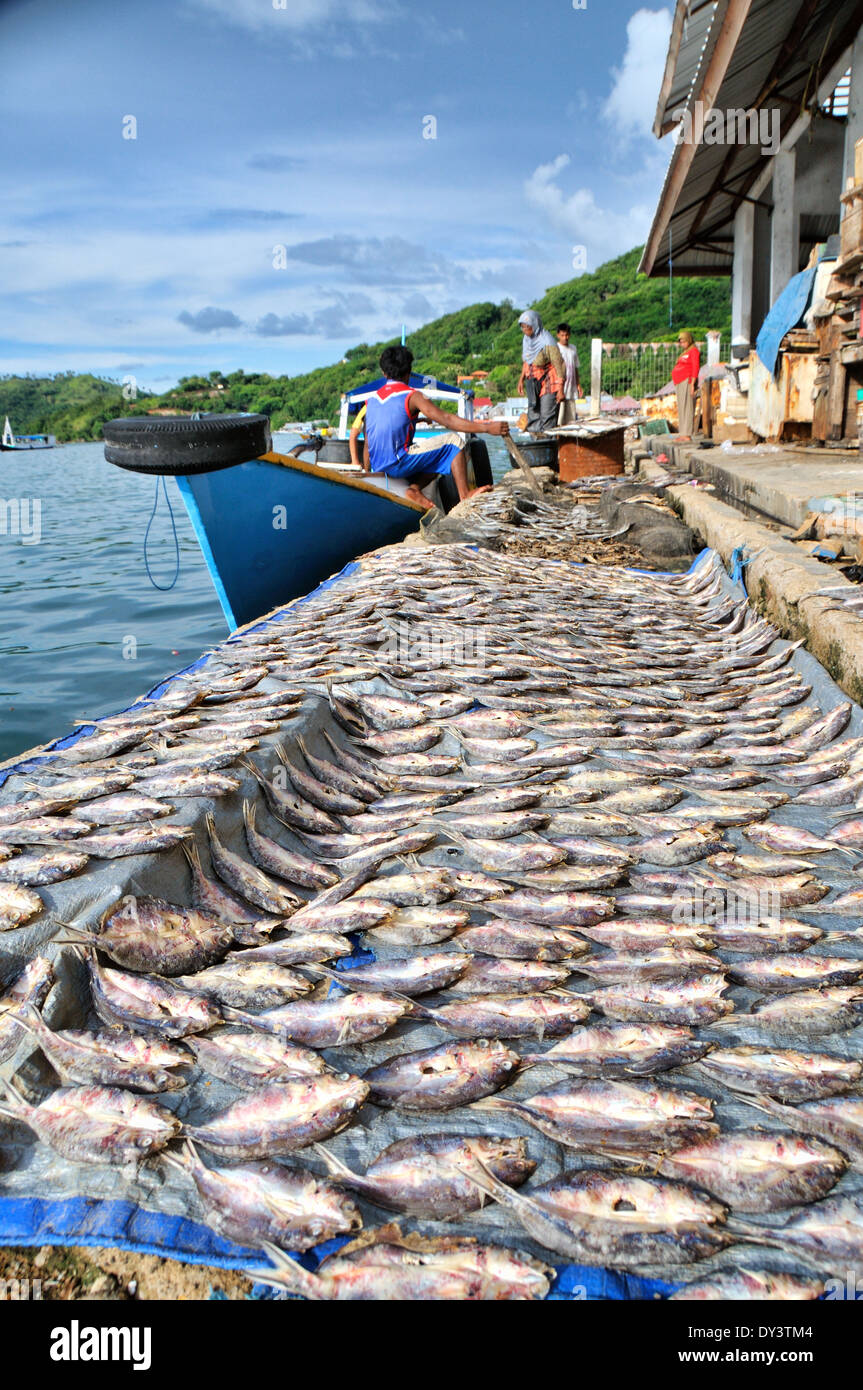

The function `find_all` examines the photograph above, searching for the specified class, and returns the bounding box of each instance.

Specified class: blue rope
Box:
[143,475,180,592]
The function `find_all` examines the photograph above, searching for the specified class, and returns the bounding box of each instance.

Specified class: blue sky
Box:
[0,0,675,388]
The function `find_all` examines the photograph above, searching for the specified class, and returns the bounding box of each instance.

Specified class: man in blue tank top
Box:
[365,346,509,510]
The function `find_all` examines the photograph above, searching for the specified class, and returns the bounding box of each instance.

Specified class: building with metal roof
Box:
[640,0,863,357]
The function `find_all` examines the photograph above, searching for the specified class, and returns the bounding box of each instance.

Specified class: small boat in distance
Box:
[1,417,55,450]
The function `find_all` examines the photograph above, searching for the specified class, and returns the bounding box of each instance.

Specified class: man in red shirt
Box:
[672,332,700,441]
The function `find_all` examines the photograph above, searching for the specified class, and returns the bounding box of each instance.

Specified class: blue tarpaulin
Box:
[755,267,818,375]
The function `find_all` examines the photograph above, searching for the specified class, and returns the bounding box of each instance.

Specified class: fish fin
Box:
[242,800,255,831]
[311,1142,359,1182]
[245,1243,324,1299]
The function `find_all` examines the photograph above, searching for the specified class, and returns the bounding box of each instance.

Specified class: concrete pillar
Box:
[732,200,754,357]
[844,27,863,185]
[707,331,722,365]
[590,339,602,417]
[770,149,798,306]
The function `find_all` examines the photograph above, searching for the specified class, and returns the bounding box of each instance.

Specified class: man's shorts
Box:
[371,431,464,480]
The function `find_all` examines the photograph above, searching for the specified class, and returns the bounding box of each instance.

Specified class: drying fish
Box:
[206,813,301,915]
[172,959,314,1010]
[297,736,380,802]
[308,953,469,997]
[185,1074,369,1159]
[447,869,511,902]
[18,1006,191,1092]
[653,1132,846,1213]
[81,793,174,825]
[135,770,240,799]
[181,840,284,942]
[0,1083,180,1166]
[89,958,221,1038]
[186,1029,328,1088]
[576,919,716,951]
[275,747,367,816]
[333,689,431,731]
[0,881,44,931]
[494,890,614,927]
[314,1133,535,1220]
[458,1164,731,1269]
[670,1270,824,1300]
[364,1039,518,1111]
[739,1195,863,1273]
[412,992,591,1039]
[442,956,572,996]
[0,957,54,1062]
[365,904,470,946]
[475,1077,716,1153]
[589,975,733,1026]
[804,886,863,916]
[0,848,88,886]
[164,1142,361,1251]
[714,986,863,1039]
[243,760,341,836]
[521,1024,711,1076]
[354,869,453,907]
[440,810,549,840]
[2,816,94,843]
[76,895,235,976]
[70,824,193,859]
[236,991,411,1048]
[248,1227,552,1300]
[744,822,854,857]
[361,725,442,756]
[574,949,723,983]
[632,828,725,867]
[691,1046,862,1102]
[455,920,588,961]
[242,801,337,889]
[727,954,863,992]
[712,919,824,954]
[234,934,352,966]
[742,1095,863,1167]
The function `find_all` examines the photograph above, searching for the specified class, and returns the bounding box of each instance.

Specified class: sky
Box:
[0,0,675,389]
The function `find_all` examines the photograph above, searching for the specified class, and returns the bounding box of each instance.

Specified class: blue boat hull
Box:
[177,451,424,629]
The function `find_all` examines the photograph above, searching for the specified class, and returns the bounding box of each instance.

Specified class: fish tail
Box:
[246,1243,325,1299]
[311,1142,358,1181]
[180,839,202,874]
[242,799,255,832]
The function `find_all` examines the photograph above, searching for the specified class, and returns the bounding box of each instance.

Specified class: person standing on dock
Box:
[672,331,701,441]
[556,322,582,426]
[365,346,509,511]
[517,311,566,433]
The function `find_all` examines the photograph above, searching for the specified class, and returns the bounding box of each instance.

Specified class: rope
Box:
[143,475,180,591]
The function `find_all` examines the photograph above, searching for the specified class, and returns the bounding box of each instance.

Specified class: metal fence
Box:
[599,340,728,401]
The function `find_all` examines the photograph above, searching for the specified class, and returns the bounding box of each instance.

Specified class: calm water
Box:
[0,435,514,764]
[0,443,227,763]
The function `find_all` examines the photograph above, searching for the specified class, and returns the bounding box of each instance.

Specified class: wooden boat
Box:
[105,384,490,630]
[176,450,427,629]
[2,417,55,450]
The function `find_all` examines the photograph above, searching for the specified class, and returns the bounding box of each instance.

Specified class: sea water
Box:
[0,435,513,763]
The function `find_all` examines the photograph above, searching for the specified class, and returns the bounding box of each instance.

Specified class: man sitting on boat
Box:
[365,346,508,510]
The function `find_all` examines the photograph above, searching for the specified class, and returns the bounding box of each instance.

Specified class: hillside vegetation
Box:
[0,247,731,440]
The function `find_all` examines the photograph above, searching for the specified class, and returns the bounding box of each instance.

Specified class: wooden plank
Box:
[827,350,847,440]
[504,436,544,495]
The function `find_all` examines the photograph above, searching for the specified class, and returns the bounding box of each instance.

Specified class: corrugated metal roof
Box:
[641,0,863,277]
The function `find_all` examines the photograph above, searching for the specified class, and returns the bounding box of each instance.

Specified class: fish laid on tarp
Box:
[248,1226,552,1300]
[0,958,54,1062]
[651,1132,847,1211]
[364,1040,519,1111]
[185,1075,369,1159]
[164,1141,361,1251]
[0,1083,180,1166]
[18,1006,191,1092]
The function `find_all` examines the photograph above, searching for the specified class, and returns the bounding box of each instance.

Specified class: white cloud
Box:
[187,0,382,33]
[524,155,654,266]
[602,7,673,140]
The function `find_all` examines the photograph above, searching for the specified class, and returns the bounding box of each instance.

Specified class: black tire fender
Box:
[102,414,272,476]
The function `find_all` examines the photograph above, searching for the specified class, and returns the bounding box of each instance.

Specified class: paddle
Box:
[503,434,544,496]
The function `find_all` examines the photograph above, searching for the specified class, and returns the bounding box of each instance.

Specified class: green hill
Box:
[0,247,730,440]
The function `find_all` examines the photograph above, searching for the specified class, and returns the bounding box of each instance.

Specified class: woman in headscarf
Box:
[517,310,566,433]
[672,330,701,440]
